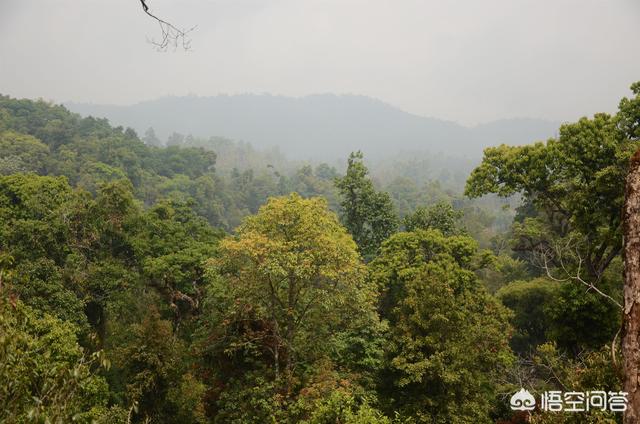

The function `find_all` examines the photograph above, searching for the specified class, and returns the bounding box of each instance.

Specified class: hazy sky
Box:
[1,0,638,125]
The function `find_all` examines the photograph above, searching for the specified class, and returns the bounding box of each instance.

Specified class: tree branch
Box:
[534,238,623,309]
[139,0,196,51]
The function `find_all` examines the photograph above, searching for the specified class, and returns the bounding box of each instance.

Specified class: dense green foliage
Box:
[465,83,640,422]
[335,151,398,260]
[402,201,464,235]
[370,230,513,422]
[466,84,640,283]
[196,194,386,422]
[0,83,638,423]
[0,296,109,423]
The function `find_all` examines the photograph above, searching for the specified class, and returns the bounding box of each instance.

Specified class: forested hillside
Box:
[66,94,559,161]
[0,82,638,423]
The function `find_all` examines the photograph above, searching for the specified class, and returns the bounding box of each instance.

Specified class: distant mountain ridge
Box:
[66,94,560,161]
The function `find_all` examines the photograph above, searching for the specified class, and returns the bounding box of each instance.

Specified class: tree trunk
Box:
[623,149,640,424]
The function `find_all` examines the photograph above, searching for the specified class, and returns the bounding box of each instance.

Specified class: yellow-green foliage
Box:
[0,296,109,423]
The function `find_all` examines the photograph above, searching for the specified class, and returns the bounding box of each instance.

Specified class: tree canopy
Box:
[335,151,398,260]
[1,85,638,423]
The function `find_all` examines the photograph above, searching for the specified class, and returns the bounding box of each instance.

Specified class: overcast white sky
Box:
[0,0,638,125]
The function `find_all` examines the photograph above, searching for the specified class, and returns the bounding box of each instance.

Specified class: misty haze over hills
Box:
[66,94,560,162]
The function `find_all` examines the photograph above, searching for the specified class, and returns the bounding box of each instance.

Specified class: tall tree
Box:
[466,115,627,282]
[622,149,640,424]
[621,82,640,424]
[335,151,398,260]
[369,229,513,422]
[201,194,382,411]
[466,82,640,308]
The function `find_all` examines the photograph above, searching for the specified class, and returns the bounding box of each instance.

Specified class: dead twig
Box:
[533,236,623,310]
[140,0,196,51]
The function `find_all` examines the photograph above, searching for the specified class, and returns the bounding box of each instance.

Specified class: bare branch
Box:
[140,0,196,51]
[532,236,623,309]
